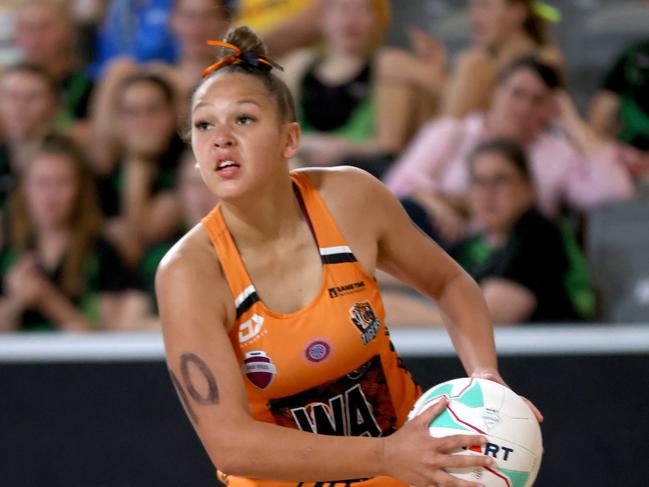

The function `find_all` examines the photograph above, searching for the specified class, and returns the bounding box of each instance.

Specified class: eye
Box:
[193,120,212,131]
[236,114,256,126]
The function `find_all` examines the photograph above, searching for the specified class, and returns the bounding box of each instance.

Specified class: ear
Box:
[282,122,301,160]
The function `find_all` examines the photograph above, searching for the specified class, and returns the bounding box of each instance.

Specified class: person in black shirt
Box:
[95,73,185,266]
[451,138,594,323]
[0,134,142,331]
[589,39,649,151]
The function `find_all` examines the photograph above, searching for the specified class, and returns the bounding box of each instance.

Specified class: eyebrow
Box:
[193,98,263,112]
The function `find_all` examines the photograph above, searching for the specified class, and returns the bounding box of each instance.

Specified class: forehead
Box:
[502,68,549,92]
[122,80,165,98]
[29,153,75,175]
[193,72,272,111]
[19,3,67,22]
[472,151,517,172]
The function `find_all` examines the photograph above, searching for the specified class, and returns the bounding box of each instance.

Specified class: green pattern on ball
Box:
[423,383,453,402]
[429,408,472,432]
[455,381,484,408]
[499,469,530,487]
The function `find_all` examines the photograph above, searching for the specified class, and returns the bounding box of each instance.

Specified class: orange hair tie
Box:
[201,40,241,78]
[201,40,283,79]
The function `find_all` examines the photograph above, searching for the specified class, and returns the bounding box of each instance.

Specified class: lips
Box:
[214,158,241,178]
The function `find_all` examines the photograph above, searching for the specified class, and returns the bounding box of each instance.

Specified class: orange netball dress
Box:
[202,171,421,487]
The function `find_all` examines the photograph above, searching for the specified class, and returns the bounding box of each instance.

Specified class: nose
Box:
[212,129,235,148]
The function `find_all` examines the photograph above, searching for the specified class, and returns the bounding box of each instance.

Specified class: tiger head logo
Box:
[349,302,381,345]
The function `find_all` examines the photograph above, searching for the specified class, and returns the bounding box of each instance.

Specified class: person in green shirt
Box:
[0,134,143,331]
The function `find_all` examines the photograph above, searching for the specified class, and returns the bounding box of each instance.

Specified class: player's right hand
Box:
[381,396,493,487]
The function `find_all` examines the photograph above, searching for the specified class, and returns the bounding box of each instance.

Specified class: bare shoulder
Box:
[456,46,493,70]
[278,47,318,95]
[155,223,234,332]
[294,166,390,207]
[293,166,398,243]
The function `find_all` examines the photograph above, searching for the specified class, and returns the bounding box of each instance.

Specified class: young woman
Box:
[0,134,140,331]
[156,26,540,486]
[452,138,594,323]
[281,0,417,174]
[385,56,634,247]
[0,64,60,209]
[96,73,186,266]
[90,0,231,171]
[441,0,563,118]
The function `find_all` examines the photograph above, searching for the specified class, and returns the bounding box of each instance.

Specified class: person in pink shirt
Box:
[384,55,635,246]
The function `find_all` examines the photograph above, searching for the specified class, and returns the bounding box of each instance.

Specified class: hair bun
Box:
[223,26,267,57]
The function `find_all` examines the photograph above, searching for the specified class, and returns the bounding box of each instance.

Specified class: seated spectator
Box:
[442,0,563,118]
[89,0,177,78]
[386,0,563,121]
[281,0,416,175]
[0,64,60,208]
[385,55,635,247]
[0,134,141,331]
[450,138,594,323]
[588,38,649,151]
[137,150,219,309]
[14,0,94,136]
[95,73,185,265]
[234,0,324,58]
[90,0,230,168]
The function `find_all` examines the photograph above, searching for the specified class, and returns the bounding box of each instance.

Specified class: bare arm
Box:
[123,156,182,246]
[88,58,141,174]
[261,0,326,58]
[36,283,94,331]
[2,256,93,331]
[441,48,496,119]
[156,226,490,485]
[481,278,537,325]
[588,90,621,139]
[375,185,496,375]
[0,298,23,331]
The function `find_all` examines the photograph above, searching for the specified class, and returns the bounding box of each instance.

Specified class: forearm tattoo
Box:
[169,352,220,424]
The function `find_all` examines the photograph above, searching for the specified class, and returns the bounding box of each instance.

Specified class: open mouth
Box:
[215,159,240,172]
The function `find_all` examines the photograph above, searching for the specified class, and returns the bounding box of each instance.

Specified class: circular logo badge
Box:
[305,340,331,363]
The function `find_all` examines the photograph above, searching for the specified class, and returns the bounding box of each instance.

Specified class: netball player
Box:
[156,26,539,487]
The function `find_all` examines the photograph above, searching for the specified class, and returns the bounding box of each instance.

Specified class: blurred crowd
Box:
[0,0,646,331]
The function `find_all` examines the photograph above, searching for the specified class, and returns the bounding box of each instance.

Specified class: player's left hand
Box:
[471,369,544,423]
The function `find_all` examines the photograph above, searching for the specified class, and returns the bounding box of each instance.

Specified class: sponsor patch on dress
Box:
[304,340,331,363]
[349,302,381,345]
[242,350,276,389]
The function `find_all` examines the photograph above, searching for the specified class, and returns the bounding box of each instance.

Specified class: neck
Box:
[495,30,536,63]
[483,112,534,144]
[483,205,533,247]
[36,226,70,267]
[219,173,306,249]
[319,49,367,84]
[326,47,366,65]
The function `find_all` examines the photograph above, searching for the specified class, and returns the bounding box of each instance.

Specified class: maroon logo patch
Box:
[242,351,277,389]
[305,340,331,363]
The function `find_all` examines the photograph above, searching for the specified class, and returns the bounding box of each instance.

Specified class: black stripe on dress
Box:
[235,291,260,319]
[321,252,357,265]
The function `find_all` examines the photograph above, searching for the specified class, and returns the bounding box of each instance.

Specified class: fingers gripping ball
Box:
[408,377,543,487]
